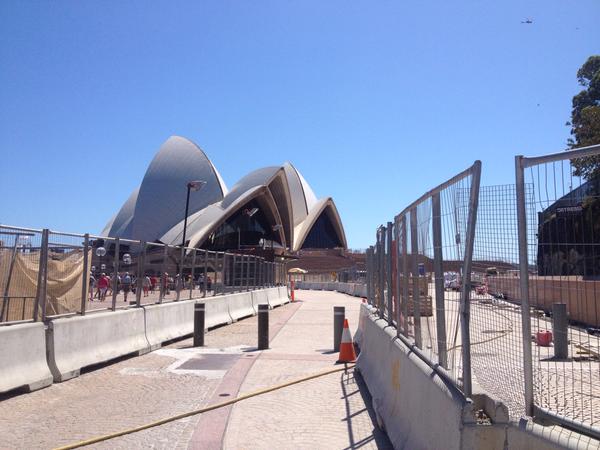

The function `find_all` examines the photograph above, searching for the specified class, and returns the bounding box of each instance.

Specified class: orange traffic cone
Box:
[338,319,357,363]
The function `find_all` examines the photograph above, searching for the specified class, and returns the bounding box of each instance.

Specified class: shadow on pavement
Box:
[340,369,393,449]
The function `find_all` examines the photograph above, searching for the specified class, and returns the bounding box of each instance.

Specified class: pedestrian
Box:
[89,274,96,302]
[122,272,132,302]
[143,275,151,297]
[207,275,212,292]
[97,273,110,301]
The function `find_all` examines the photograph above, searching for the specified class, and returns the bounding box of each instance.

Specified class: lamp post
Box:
[179,181,205,300]
[182,181,206,249]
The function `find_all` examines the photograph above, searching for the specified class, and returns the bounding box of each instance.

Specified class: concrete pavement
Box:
[0,289,390,449]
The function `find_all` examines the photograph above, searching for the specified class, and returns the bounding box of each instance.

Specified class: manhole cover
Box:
[177,354,239,371]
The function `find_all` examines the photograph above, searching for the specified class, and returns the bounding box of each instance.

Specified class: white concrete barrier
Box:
[0,322,53,393]
[143,300,195,349]
[357,304,595,449]
[278,286,289,304]
[227,292,255,321]
[251,289,270,311]
[47,308,150,382]
[204,296,233,329]
[266,286,286,308]
[357,305,476,449]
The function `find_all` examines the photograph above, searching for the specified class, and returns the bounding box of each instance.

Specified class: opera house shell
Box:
[102,136,347,253]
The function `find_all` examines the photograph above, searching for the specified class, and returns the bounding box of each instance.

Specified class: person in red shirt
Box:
[97,273,110,302]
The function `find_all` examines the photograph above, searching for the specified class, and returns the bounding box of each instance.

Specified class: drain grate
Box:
[177,354,240,371]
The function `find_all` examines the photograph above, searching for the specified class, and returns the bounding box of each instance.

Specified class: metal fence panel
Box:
[516,144,600,437]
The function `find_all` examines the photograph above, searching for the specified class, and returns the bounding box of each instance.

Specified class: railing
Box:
[0,224,287,325]
[365,144,600,440]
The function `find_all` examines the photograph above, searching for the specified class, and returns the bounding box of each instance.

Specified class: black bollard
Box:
[552,303,568,359]
[194,303,205,347]
[258,304,269,350]
[334,306,345,352]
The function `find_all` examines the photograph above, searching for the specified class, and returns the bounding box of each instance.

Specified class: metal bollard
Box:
[552,303,568,359]
[333,306,345,352]
[194,303,205,347]
[258,304,269,350]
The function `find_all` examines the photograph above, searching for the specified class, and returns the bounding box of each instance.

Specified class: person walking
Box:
[142,275,151,297]
[97,273,110,302]
[122,272,132,302]
[89,274,96,302]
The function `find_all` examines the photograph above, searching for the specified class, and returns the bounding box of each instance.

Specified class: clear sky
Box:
[1,1,599,249]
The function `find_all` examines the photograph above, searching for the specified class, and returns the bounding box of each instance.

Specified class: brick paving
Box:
[0,290,391,449]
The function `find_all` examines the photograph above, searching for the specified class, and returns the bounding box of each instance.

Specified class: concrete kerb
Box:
[46,308,150,382]
[0,322,53,394]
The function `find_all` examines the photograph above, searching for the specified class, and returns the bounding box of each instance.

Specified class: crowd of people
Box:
[88,272,213,302]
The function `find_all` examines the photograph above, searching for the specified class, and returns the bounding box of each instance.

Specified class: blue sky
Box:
[1,1,599,249]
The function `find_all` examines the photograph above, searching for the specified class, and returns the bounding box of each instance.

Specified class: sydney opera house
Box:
[101,136,347,259]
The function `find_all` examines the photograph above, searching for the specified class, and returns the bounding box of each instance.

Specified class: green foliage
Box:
[568,56,600,179]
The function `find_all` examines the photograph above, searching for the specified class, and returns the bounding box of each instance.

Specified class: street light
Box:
[181,181,206,249]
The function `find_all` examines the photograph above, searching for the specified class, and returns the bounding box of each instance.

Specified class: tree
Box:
[568,55,600,180]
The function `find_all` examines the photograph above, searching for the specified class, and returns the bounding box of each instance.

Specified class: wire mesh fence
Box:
[364,145,600,439]
[0,225,286,325]
[367,161,481,394]
[517,144,600,438]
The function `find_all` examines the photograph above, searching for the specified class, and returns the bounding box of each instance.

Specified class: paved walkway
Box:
[0,290,391,449]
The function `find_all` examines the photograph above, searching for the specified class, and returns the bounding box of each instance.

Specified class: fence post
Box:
[135,242,145,307]
[393,218,402,336]
[458,161,481,398]
[203,250,208,298]
[378,227,386,319]
[401,216,410,336]
[253,256,258,289]
[159,245,168,303]
[386,222,394,326]
[410,208,422,348]
[516,155,534,416]
[80,234,89,316]
[366,247,372,305]
[177,246,184,301]
[111,238,120,310]
[190,249,196,299]
[33,228,49,322]
[432,193,448,368]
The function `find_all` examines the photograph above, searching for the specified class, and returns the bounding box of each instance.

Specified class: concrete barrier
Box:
[0,322,53,393]
[357,304,473,449]
[266,286,286,308]
[204,296,233,329]
[357,304,598,449]
[46,308,150,382]
[227,292,255,321]
[278,286,289,304]
[251,289,270,311]
[143,300,195,349]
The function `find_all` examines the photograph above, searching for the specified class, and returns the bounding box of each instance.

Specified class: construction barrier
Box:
[0,322,53,393]
[227,292,255,321]
[356,304,597,449]
[46,308,150,382]
[143,300,196,349]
